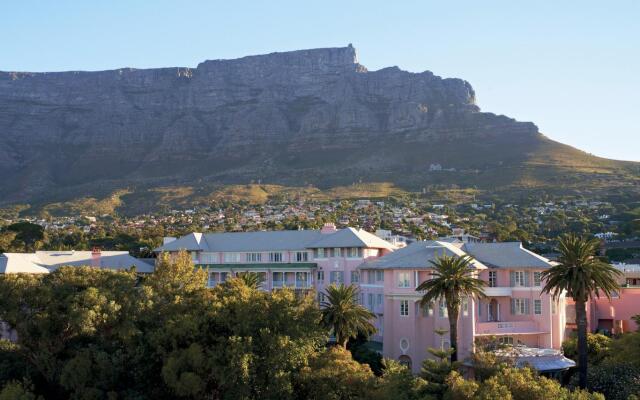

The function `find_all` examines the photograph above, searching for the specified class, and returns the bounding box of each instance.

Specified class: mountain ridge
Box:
[0,45,637,207]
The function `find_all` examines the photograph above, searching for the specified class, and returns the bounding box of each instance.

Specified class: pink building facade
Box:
[565,263,640,335]
[154,224,395,340]
[156,229,637,374]
[360,240,567,372]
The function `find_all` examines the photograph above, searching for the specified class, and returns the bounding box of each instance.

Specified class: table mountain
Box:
[0,45,637,205]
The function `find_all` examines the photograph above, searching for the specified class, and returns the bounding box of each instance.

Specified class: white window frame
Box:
[533,271,542,287]
[400,300,409,316]
[350,271,360,283]
[246,252,262,263]
[330,271,344,284]
[317,270,324,282]
[438,299,448,318]
[514,271,526,287]
[295,251,309,262]
[534,299,542,315]
[488,271,497,287]
[377,294,383,306]
[462,298,469,317]
[513,298,527,315]
[398,272,411,288]
[376,270,384,282]
[316,248,326,259]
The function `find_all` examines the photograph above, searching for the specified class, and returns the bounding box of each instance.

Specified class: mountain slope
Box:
[0,45,637,205]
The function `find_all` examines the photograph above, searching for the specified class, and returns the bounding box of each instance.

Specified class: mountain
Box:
[0,45,637,207]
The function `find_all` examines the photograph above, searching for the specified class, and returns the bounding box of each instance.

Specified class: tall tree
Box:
[321,284,376,348]
[541,234,622,389]
[416,254,485,362]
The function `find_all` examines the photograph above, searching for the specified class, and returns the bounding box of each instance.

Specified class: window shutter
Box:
[525,299,530,314]
[524,271,531,287]
[510,299,516,314]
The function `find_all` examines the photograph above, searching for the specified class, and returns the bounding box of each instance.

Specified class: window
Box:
[368,293,374,307]
[533,271,542,287]
[488,271,497,287]
[348,247,360,258]
[191,251,199,262]
[511,271,528,287]
[499,336,514,345]
[318,292,326,303]
[552,300,557,314]
[316,248,326,258]
[295,251,309,262]
[333,248,342,257]
[367,270,375,284]
[421,302,434,317]
[400,300,409,316]
[377,294,383,306]
[462,298,469,317]
[296,272,309,287]
[269,252,283,262]
[534,299,542,315]
[398,272,411,288]
[330,271,344,284]
[317,271,325,282]
[224,252,240,263]
[439,299,448,318]
[350,271,360,283]
[376,270,384,282]
[207,271,218,287]
[272,272,284,287]
[246,252,262,262]
[511,298,530,315]
[398,355,412,369]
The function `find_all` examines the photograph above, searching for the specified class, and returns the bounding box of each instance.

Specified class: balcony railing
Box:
[482,287,513,297]
[476,321,542,335]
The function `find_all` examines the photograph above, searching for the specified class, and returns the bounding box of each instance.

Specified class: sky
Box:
[2,0,638,161]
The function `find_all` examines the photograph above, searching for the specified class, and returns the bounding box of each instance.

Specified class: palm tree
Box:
[417,254,485,362]
[321,284,376,348]
[541,234,622,389]
[236,271,264,290]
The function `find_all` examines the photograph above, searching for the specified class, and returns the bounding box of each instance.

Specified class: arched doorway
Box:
[398,355,412,370]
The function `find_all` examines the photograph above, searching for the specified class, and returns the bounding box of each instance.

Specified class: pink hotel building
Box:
[155,224,640,373]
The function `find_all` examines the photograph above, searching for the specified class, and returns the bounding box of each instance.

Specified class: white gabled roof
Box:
[0,253,50,274]
[0,251,154,274]
[306,228,395,250]
[359,240,487,270]
[154,228,396,253]
[463,242,554,268]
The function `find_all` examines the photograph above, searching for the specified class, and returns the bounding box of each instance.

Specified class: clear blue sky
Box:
[2,0,638,161]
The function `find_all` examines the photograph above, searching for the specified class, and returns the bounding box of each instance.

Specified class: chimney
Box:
[91,247,101,268]
[321,223,337,234]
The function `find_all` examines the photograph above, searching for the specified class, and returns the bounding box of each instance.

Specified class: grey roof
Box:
[155,228,395,253]
[359,241,487,270]
[0,251,154,274]
[463,242,553,269]
[494,346,576,372]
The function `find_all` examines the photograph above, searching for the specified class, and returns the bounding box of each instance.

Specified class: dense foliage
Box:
[0,252,627,399]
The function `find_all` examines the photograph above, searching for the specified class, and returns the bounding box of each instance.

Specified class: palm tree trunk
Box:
[448,308,459,362]
[575,298,588,389]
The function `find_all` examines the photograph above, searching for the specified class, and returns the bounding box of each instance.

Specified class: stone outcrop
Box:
[0,45,568,203]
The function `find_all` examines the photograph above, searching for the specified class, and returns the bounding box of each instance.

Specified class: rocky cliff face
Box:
[0,45,574,203]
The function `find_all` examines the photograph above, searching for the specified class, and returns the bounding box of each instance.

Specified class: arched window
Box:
[398,355,412,370]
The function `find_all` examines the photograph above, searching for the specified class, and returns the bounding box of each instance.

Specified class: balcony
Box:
[476,321,546,336]
[482,287,513,297]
